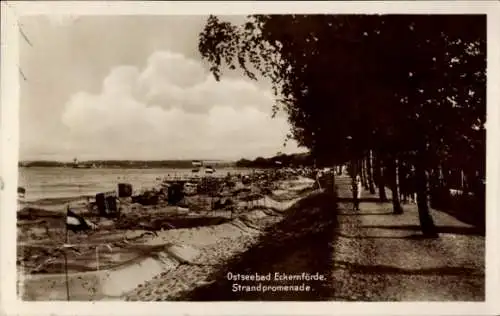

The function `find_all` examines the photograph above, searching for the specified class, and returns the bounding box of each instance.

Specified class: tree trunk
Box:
[359,159,366,189]
[415,149,439,237]
[387,156,403,214]
[361,158,369,190]
[367,150,376,194]
[374,152,388,202]
[461,169,470,195]
[363,158,370,190]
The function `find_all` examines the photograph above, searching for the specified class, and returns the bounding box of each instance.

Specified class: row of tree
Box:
[198,14,486,238]
[236,152,313,168]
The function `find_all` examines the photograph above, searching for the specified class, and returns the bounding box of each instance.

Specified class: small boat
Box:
[192,160,203,167]
[205,166,215,174]
[192,167,200,173]
[73,164,91,169]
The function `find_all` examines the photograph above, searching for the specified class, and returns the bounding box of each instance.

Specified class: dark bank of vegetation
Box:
[19,160,66,168]
[236,152,314,169]
[199,14,486,237]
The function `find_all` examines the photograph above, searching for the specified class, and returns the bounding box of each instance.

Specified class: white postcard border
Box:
[1,1,499,316]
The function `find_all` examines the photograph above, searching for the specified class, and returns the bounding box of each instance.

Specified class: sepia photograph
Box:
[1,1,499,316]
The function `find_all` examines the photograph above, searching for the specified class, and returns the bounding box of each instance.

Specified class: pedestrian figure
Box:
[401,167,416,204]
[407,166,417,204]
[315,169,323,190]
[352,174,362,211]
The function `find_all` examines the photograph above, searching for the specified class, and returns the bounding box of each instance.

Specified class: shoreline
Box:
[17,173,317,301]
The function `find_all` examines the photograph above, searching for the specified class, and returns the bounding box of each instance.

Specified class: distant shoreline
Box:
[18,165,236,169]
[18,152,313,169]
[18,161,236,169]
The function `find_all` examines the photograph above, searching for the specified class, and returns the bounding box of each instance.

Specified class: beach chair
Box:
[96,192,119,218]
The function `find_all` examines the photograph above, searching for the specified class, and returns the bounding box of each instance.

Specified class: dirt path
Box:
[330,176,485,301]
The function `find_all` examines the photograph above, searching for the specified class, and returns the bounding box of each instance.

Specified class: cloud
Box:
[60,50,300,160]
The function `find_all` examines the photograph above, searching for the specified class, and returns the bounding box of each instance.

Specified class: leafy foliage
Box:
[199,14,485,172]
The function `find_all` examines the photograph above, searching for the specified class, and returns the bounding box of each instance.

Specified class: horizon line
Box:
[19,158,236,163]
[18,152,310,164]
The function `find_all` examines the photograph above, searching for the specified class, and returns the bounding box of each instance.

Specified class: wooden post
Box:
[96,247,100,272]
[64,225,70,301]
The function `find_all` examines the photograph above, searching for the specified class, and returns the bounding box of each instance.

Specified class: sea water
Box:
[17,167,250,210]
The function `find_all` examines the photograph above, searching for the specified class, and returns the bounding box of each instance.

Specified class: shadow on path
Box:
[337,197,389,203]
[338,191,484,235]
[361,224,484,237]
[334,260,482,276]
[430,202,485,234]
[337,211,394,216]
[175,190,338,301]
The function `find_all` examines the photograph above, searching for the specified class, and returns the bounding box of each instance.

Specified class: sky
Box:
[19,15,304,162]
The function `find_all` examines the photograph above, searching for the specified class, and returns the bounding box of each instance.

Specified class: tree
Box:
[199,14,486,237]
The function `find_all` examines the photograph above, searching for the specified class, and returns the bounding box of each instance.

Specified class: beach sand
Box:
[17,175,316,301]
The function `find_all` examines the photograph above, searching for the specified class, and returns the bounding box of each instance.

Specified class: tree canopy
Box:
[199,14,485,169]
[199,14,486,236]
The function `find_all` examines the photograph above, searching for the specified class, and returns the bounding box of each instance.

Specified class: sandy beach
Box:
[17,172,317,301]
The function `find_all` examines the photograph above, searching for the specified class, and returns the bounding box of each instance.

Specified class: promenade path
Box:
[330,175,484,301]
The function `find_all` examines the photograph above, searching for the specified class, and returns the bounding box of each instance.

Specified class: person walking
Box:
[352,173,362,211]
[408,166,417,204]
[316,169,323,190]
